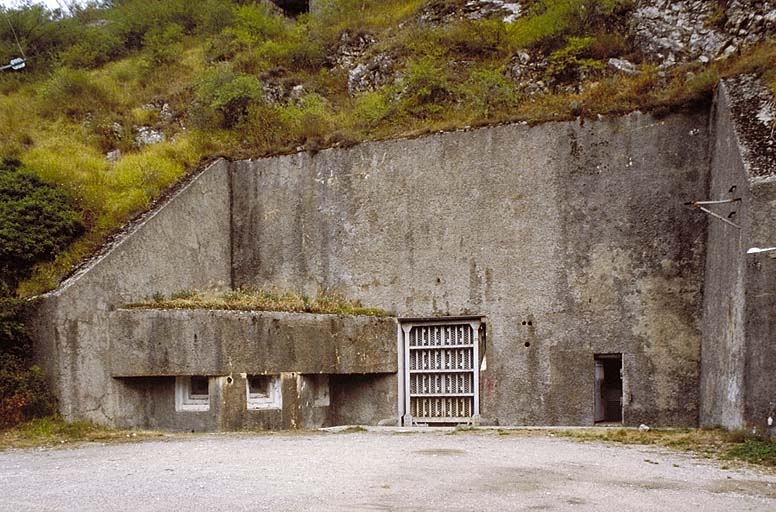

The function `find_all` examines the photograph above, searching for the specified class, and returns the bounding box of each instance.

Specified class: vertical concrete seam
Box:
[228,160,236,290]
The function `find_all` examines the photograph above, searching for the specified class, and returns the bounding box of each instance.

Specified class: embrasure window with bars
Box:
[398,318,483,426]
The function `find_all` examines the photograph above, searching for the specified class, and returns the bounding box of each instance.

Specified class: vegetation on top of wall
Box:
[127,288,389,317]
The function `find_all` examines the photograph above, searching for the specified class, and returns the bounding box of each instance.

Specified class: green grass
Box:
[556,428,776,468]
[0,417,165,451]
[127,288,389,317]
[725,439,776,466]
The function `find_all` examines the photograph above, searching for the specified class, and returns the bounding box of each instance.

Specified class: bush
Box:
[193,62,264,128]
[225,3,288,45]
[461,69,519,117]
[39,67,119,119]
[142,23,185,67]
[507,0,633,52]
[0,299,56,429]
[59,26,124,69]
[398,58,456,118]
[0,358,55,429]
[545,37,605,84]
[0,158,84,292]
[279,92,336,145]
[353,90,392,128]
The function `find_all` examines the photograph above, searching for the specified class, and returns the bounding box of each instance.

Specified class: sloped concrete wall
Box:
[232,112,710,426]
[701,79,776,434]
[700,83,749,430]
[28,160,232,427]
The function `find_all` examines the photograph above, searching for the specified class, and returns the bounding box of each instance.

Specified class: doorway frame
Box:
[594,353,624,425]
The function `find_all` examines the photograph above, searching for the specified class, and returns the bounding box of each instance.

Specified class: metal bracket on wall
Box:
[685,198,742,229]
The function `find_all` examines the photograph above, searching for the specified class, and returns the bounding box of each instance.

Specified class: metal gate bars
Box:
[398,317,483,426]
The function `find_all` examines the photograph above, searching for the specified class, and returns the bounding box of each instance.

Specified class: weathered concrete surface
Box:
[124,372,343,432]
[34,96,776,431]
[232,112,710,426]
[28,160,233,427]
[2,431,775,511]
[744,179,776,435]
[109,309,397,376]
[700,82,749,430]
[701,79,776,434]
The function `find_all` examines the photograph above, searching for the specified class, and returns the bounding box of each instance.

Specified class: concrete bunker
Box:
[26,78,776,433]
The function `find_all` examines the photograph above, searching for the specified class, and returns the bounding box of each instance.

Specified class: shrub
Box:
[59,26,124,69]
[353,90,392,128]
[226,3,288,45]
[0,358,55,429]
[39,67,119,119]
[398,58,456,118]
[461,69,519,117]
[241,102,290,150]
[0,159,84,292]
[0,299,56,429]
[545,37,605,84]
[142,23,185,67]
[279,92,336,145]
[194,62,264,128]
[507,0,633,51]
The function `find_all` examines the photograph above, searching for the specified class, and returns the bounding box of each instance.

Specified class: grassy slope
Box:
[0,0,774,297]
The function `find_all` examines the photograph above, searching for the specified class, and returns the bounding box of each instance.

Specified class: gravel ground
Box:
[0,429,775,511]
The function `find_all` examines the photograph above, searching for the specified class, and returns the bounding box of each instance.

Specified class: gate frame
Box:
[397,316,485,427]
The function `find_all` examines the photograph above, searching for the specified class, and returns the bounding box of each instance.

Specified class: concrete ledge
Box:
[109,309,398,377]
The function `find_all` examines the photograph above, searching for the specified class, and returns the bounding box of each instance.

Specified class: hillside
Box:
[0,0,772,299]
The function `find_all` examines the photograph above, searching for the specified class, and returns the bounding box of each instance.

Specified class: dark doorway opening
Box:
[594,354,622,423]
[271,0,309,16]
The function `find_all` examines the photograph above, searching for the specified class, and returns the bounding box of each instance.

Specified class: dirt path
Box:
[0,429,774,511]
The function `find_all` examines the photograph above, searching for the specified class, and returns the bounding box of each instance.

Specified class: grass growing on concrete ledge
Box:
[127,288,389,317]
[0,417,165,451]
[554,428,776,468]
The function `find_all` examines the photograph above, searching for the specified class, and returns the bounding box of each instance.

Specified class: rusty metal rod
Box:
[696,205,741,229]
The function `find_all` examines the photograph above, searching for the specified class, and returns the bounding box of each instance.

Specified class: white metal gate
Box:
[398,318,482,426]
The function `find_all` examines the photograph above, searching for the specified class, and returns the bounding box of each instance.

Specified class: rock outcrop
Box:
[631,0,776,67]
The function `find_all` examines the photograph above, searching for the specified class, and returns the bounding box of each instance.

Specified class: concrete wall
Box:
[745,179,776,434]
[109,309,396,377]
[232,112,710,426]
[123,372,334,431]
[700,80,776,434]
[33,92,776,431]
[29,160,233,427]
[700,84,749,429]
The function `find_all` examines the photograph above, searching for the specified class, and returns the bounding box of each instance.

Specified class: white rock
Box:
[608,58,638,75]
[135,126,165,147]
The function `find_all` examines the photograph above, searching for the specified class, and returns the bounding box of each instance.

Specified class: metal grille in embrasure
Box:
[407,323,476,423]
